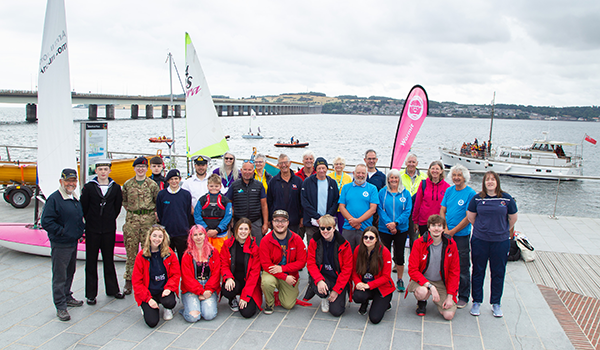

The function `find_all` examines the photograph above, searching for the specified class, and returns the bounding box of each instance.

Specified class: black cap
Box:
[193,155,210,165]
[133,157,148,167]
[165,169,181,182]
[314,157,328,169]
[61,168,77,180]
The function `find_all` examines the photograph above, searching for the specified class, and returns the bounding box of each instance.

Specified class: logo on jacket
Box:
[238,189,244,193]
[458,199,464,206]
[400,197,406,203]
[362,191,369,197]
[292,184,298,189]
[500,201,506,207]
[422,254,427,260]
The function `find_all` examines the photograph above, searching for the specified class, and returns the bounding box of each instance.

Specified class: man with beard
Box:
[42,168,86,321]
[267,154,303,233]
[182,155,211,211]
[259,210,307,314]
[338,164,379,250]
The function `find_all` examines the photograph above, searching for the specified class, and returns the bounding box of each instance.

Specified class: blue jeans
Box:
[471,237,509,305]
[181,281,218,322]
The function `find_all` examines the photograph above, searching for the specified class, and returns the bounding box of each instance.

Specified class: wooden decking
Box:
[526,251,600,299]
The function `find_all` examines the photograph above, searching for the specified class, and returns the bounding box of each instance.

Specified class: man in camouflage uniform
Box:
[121,156,159,294]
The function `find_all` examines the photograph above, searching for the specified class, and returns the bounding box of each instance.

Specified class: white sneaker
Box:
[321,298,330,313]
[163,308,174,321]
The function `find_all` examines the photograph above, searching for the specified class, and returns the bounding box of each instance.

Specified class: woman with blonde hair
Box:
[132,225,180,328]
[213,152,240,193]
[180,225,221,322]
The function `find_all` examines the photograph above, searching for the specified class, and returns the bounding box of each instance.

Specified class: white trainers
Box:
[163,308,174,321]
[321,298,330,313]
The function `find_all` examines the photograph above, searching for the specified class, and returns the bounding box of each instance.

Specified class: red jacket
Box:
[132,248,181,306]
[221,236,263,309]
[307,230,353,295]
[407,232,460,303]
[181,248,221,296]
[352,245,395,297]
[259,229,307,284]
[295,167,315,181]
[412,178,450,225]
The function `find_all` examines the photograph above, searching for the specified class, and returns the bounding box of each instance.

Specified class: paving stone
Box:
[450,310,480,337]
[248,311,285,332]
[280,306,316,329]
[512,335,546,350]
[67,311,118,334]
[98,339,137,350]
[422,345,451,349]
[36,331,85,350]
[328,328,362,350]
[169,327,215,349]
[360,320,393,349]
[14,320,72,347]
[230,330,272,350]
[81,310,145,346]
[296,340,329,350]
[199,316,250,349]
[301,318,337,342]
[135,330,178,350]
[452,335,483,349]
[337,307,368,330]
[264,325,304,350]
[391,329,421,349]
[0,324,36,344]
[423,321,451,346]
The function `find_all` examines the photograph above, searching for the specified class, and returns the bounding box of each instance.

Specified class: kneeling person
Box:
[260,210,307,314]
[305,214,353,316]
[221,218,262,318]
[407,215,459,320]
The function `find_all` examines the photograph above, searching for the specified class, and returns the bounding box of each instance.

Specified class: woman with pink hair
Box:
[180,225,221,322]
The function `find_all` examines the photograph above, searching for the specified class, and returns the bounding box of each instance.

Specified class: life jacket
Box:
[199,193,229,229]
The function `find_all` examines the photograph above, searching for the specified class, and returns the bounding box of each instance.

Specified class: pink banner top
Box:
[391,85,429,169]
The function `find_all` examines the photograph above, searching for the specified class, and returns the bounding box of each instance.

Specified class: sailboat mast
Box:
[169,53,176,159]
[487,91,495,156]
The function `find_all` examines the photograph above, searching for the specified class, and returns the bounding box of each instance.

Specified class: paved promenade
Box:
[0,200,596,349]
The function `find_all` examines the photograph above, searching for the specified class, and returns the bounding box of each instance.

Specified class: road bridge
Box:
[0,90,322,122]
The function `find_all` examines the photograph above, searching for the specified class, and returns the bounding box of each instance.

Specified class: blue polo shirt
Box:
[441,185,476,237]
[339,181,379,230]
[467,192,517,242]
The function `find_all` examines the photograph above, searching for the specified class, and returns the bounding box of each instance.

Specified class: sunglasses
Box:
[243,159,255,164]
[224,157,234,160]
[363,235,376,241]
[319,226,333,231]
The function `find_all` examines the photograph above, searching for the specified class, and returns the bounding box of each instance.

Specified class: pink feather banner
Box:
[390,85,429,169]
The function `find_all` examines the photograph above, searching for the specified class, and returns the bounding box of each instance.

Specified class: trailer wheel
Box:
[8,188,31,208]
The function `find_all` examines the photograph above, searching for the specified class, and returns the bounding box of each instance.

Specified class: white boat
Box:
[440,134,583,180]
[242,109,264,139]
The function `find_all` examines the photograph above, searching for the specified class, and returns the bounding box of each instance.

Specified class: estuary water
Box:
[0,106,599,218]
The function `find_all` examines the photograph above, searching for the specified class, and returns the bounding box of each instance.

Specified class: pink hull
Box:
[0,223,127,261]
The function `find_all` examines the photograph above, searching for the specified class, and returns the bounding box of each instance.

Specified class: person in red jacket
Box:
[305,214,353,316]
[260,210,307,314]
[352,227,395,324]
[132,225,181,328]
[412,161,450,236]
[180,225,221,322]
[221,218,262,318]
[407,215,459,320]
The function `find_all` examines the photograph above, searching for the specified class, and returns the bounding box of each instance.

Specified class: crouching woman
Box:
[221,218,262,318]
[132,225,181,328]
[305,214,353,316]
[180,225,221,322]
[352,227,395,324]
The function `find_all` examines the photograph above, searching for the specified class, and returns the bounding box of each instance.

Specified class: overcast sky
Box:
[2,0,599,107]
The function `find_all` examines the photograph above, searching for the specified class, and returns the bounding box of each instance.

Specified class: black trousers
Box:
[51,243,78,310]
[353,288,393,324]
[315,277,348,317]
[221,279,258,318]
[380,231,408,267]
[85,231,120,299]
[170,235,188,264]
[141,291,177,328]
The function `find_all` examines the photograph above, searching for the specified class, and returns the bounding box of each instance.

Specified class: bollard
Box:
[131,104,139,119]
[26,103,37,123]
[88,104,98,120]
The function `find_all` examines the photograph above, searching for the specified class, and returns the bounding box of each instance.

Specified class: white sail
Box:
[184,33,229,158]
[37,0,77,196]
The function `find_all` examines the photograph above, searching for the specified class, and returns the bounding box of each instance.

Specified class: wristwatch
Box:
[426,283,432,290]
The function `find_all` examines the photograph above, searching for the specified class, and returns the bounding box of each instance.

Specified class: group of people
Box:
[460,139,489,158]
[41,149,517,326]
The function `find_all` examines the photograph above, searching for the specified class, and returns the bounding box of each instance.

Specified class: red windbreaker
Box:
[221,236,263,309]
[259,229,307,284]
[352,245,395,297]
[406,232,460,303]
[132,248,181,306]
[181,248,221,296]
[307,231,353,295]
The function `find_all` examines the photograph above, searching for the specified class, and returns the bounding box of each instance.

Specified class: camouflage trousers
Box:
[122,213,156,280]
